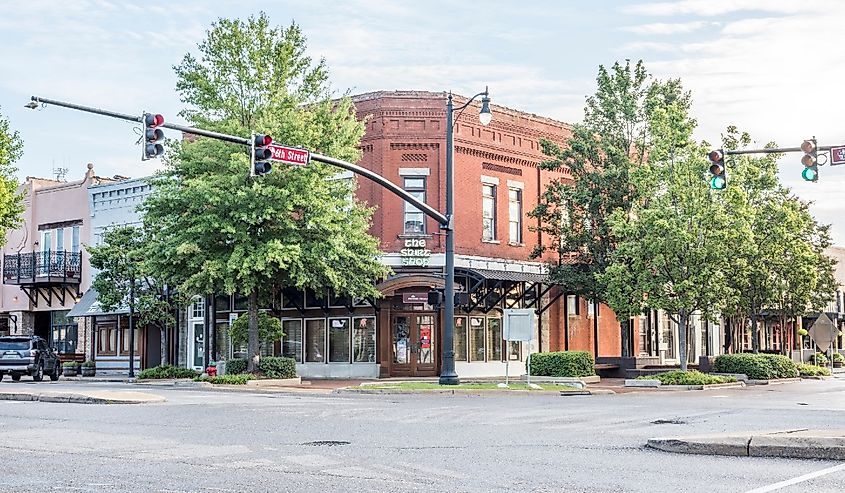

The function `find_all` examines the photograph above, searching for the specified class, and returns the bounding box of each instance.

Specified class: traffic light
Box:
[142,113,165,161]
[707,149,727,190]
[801,139,818,182]
[251,133,273,176]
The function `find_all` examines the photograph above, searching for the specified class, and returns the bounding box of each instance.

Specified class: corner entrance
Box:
[390,313,437,377]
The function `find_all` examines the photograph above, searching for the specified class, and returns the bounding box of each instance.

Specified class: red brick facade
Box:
[351,91,625,362]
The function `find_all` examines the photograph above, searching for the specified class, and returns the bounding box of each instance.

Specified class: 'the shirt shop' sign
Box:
[400,238,431,266]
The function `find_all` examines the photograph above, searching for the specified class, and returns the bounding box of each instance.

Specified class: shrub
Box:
[81,360,96,368]
[713,353,798,380]
[137,365,200,380]
[797,363,831,377]
[832,352,844,363]
[62,361,79,368]
[528,351,595,377]
[194,374,253,385]
[813,352,829,366]
[258,356,297,379]
[223,358,248,375]
[636,370,736,385]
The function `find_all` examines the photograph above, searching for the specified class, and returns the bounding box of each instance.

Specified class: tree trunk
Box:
[751,312,759,353]
[678,308,688,372]
[160,324,168,366]
[247,288,260,373]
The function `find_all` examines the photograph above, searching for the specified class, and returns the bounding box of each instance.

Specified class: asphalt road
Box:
[1,377,844,492]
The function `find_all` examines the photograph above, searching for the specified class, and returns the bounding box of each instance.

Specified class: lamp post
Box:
[440,87,492,386]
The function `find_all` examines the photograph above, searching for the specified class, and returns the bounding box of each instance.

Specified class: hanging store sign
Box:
[402,292,428,304]
[400,238,431,266]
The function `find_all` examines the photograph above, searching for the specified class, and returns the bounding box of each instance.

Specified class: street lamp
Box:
[440,87,492,386]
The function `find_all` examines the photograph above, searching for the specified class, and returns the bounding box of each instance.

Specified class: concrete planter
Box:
[625,379,661,388]
[246,377,301,387]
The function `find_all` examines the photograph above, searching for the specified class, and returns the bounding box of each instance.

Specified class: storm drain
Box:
[651,419,687,425]
[302,440,350,447]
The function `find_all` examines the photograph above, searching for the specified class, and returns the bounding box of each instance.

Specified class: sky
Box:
[1,0,844,242]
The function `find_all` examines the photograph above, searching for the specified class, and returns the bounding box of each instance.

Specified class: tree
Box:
[718,127,836,353]
[600,95,748,371]
[530,60,692,355]
[88,225,175,364]
[0,107,24,239]
[229,312,283,349]
[143,13,389,372]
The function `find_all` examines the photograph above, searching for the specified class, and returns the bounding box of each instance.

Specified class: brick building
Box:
[275,90,626,378]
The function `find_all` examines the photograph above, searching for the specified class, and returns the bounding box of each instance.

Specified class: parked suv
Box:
[0,336,61,382]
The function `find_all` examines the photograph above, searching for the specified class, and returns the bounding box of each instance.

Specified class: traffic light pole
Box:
[724,144,843,156]
[28,95,447,225]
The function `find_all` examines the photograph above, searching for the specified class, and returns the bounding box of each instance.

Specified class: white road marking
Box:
[744,462,845,492]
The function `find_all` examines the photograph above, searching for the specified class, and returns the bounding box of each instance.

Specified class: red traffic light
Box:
[708,149,724,162]
[144,113,164,127]
[255,134,272,146]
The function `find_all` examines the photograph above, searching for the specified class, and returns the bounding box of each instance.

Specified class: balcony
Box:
[3,251,82,286]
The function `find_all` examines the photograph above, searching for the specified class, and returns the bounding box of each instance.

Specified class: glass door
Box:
[190,321,205,370]
[390,313,437,377]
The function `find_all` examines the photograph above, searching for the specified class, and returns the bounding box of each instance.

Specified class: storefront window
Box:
[454,317,467,361]
[191,297,205,319]
[215,294,231,312]
[469,316,486,362]
[282,319,303,363]
[487,318,502,361]
[97,323,117,356]
[233,294,248,312]
[508,341,521,361]
[329,318,351,363]
[352,317,376,363]
[305,319,326,362]
[51,310,78,354]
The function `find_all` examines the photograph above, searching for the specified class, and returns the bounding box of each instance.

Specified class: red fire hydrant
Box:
[206,365,217,377]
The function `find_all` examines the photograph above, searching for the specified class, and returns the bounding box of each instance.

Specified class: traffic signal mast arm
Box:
[723,144,841,155]
[28,95,448,227]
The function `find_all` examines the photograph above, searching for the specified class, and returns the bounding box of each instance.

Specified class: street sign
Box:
[503,309,535,342]
[268,145,310,166]
[808,312,837,352]
[830,146,845,166]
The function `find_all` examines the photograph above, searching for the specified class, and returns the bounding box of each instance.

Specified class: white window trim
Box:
[399,167,431,176]
[281,317,304,363]
[506,180,525,189]
[480,175,499,185]
[327,317,352,364]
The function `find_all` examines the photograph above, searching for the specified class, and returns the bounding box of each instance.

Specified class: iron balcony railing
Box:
[2,251,82,285]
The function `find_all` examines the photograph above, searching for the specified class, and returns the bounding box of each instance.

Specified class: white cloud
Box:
[623,0,805,17]
[624,20,714,35]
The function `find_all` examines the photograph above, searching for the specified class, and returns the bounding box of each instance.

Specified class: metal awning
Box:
[67,288,129,318]
[456,267,550,284]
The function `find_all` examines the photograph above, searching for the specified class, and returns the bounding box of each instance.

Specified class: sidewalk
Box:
[647,429,845,460]
[0,388,166,405]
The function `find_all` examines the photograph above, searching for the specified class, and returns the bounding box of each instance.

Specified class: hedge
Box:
[528,351,595,377]
[636,370,736,386]
[713,353,798,380]
[194,374,253,385]
[137,365,200,380]
[258,356,297,379]
[813,352,829,366]
[220,357,296,378]
[797,363,831,377]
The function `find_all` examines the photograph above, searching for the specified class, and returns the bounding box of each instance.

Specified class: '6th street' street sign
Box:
[830,146,845,166]
[268,145,310,166]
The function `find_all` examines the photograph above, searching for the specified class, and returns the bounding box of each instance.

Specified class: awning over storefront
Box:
[67,288,129,318]
[455,267,562,314]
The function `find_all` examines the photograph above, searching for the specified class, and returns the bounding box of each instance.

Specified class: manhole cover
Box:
[302,440,350,447]
[651,419,686,425]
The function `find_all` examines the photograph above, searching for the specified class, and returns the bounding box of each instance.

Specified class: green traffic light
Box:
[802,167,817,182]
[709,176,726,190]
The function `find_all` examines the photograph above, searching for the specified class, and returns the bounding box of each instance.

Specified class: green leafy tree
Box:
[531,60,692,354]
[229,312,283,349]
[87,225,175,364]
[600,96,748,371]
[0,107,24,238]
[143,13,389,372]
[718,127,836,352]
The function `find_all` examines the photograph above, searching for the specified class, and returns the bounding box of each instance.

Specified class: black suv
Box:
[0,336,61,382]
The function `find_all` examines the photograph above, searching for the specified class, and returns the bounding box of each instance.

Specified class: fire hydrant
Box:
[206,365,217,377]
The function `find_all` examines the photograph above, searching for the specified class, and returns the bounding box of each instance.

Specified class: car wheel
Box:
[11,374,21,382]
[32,363,44,382]
[49,365,60,381]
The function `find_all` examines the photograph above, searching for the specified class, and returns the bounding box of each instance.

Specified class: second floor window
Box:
[403,177,426,234]
[508,188,522,244]
[482,184,496,241]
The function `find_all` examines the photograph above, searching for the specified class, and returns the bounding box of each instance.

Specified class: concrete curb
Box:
[624,380,745,391]
[0,390,165,405]
[647,429,845,460]
[334,387,603,396]
[746,377,803,385]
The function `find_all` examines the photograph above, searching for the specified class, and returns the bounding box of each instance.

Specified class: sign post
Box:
[503,309,536,388]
